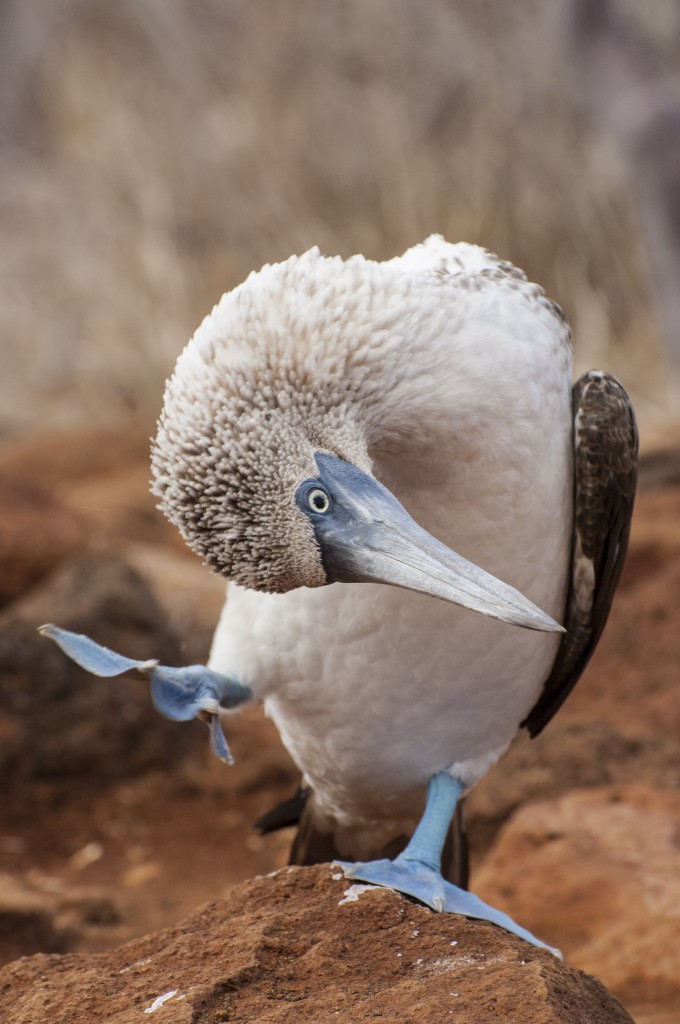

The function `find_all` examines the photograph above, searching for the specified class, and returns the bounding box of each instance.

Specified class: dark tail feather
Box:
[287,796,345,866]
[255,785,339,864]
[257,788,469,891]
[255,787,309,834]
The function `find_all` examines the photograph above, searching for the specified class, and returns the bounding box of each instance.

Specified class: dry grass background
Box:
[1,0,679,441]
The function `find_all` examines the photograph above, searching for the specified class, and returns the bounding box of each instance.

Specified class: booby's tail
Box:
[256,790,469,890]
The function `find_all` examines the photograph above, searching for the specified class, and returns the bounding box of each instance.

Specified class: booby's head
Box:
[151,245,562,633]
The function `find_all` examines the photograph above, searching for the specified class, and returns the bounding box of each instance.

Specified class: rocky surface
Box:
[0,422,186,558]
[0,865,634,1024]
[0,473,89,607]
[1,424,679,1022]
[474,786,680,1020]
[0,871,119,964]
[465,719,680,861]
[0,548,200,783]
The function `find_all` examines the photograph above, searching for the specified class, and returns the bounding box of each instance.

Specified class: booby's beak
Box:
[299,454,564,634]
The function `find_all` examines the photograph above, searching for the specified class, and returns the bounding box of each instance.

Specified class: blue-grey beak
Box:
[297,454,564,634]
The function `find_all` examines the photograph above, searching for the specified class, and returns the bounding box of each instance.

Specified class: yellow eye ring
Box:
[307,487,331,514]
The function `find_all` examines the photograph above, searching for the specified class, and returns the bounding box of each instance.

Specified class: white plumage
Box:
[44,234,637,953]
[154,236,574,856]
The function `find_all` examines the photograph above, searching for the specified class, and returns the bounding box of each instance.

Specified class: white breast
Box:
[208,261,573,829]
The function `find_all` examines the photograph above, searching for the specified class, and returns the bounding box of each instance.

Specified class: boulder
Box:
[0,871,119,965]
[562,557,680,740]
[466,720,680,859]
[0,548,201,785]
[473,786,680,1019]
[466,489,680,860]
[0,864,634,1024]
[0,474,89,607]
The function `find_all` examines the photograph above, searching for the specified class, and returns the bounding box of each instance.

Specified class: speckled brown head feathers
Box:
[150,237,562,593]
[151,249,376,592]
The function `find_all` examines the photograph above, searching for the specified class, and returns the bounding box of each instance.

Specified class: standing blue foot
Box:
[39,624,252,763]
[336,772,561,957]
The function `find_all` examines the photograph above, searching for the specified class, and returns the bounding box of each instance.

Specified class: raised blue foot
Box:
[337,772,560,957]
[39,624,252,763]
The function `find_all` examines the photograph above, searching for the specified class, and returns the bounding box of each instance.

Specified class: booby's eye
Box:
[295,478,334,518]
[306,487,331,514]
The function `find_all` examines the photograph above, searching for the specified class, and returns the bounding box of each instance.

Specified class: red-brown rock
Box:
[0,865,634,1023]
[0,872,119,964]
[0,548,199,785]
[0,474,89,607]
[473,786,680,1021]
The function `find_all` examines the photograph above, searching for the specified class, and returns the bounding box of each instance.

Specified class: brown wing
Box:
[522,370,638,737]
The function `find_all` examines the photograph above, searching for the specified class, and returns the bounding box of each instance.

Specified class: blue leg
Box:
[39,624,252,764]
[337,772,560,956]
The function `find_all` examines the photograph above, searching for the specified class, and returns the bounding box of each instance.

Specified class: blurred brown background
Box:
[1,0,679,439]
[1,3,679,1023]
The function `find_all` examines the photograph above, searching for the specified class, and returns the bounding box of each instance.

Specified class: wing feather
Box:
[523,370,638,737]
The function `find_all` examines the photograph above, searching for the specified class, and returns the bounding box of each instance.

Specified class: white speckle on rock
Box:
[144,990,179,1014]
[338,883,375,905]
[419,951,509,975]
[118,957,153,975]
[422,957,459,972]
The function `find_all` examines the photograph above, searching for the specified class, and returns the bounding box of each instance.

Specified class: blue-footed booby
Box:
[42,236,638,953]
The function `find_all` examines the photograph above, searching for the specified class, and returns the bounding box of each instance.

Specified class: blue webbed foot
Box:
[336,772,561,957]
[338,856,559,954]
[39,624,252,763]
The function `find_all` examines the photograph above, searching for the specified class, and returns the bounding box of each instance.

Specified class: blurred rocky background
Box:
[1,2,679,1022]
